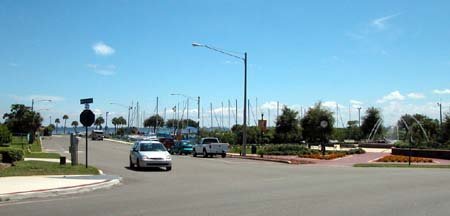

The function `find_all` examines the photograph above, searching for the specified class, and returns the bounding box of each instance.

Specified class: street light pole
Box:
[357,107,362,127]
[192,43,248,156]
[242,52,248,155]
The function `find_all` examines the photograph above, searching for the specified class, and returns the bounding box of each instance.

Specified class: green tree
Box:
[117,116,127,128]
[179,119,199,128]
[63,114,69,134]
[230,125,260,144]
[166,119,179,128]
[360,107,383,139]
[112,117,118,133]
[300,102,334,144]
[0,124,12,145]
[3,104,43,143]
[274,106,302,143]
[440,114,450,145]
[345,120,362,140]
[397,114,439,143]
[55,118,60,134]
[94,116,105,129]
[144,115,164,132]
[71,121,79,133]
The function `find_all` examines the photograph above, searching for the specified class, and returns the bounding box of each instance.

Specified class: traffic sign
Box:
[80,98,93,104]
[80,110,95,127]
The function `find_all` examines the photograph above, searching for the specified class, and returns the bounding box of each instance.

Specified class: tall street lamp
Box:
[31,99,52,111]
[171,93,201,140]
[110,102,132,134]
[192,42,248,155]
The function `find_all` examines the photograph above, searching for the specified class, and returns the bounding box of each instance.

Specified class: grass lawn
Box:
[0,161,99,177]
[25,152,61,159]
[8,136,41,152]
[354,163,450,168]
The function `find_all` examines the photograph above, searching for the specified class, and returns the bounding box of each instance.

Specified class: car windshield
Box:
[140,143,166,152]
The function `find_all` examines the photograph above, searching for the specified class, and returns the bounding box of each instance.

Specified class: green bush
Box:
[0,125,12,145]
[0,148,24,163]
[346,148,366,154]
[262,144,316,156]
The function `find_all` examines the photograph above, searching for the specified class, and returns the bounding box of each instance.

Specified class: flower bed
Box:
[299,152,347,160]
[375,155,433,163]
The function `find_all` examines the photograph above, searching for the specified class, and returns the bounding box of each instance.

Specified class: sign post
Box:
[80,98,95,168]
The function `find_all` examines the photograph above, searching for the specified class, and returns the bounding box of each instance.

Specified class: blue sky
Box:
[1,0,449,127]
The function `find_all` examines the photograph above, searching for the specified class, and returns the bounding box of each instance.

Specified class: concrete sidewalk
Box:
[0,173,121,202]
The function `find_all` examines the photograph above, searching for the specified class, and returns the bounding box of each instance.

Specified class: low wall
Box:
[358,143,393,149]
[392,148,450,160]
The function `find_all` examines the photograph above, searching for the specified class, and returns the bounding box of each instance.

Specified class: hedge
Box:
[0,148,24,163]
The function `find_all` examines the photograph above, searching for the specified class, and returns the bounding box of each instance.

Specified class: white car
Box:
[129,141,172,171]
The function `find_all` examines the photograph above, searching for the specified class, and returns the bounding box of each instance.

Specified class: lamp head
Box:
[192,43,203,47]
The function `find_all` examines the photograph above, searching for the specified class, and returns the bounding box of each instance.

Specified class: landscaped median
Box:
[228,144,366,164]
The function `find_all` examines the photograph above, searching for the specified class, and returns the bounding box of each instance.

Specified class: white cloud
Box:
[261,101,279,110]
[377,91,405,103]
[92,42,115,56]
[87,64,116,76]
[372,13,401,30]
[407,93,425,99]
[433,89,450,95]
[93,109,103,115]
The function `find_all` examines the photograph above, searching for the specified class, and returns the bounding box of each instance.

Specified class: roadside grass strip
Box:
[25,152,61,159]
[354,163,450,168]
[0,161,99,177]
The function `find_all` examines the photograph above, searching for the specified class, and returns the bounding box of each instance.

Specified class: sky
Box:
[1,0,449,128]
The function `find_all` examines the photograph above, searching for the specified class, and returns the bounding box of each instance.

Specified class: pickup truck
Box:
[193,137,229,158]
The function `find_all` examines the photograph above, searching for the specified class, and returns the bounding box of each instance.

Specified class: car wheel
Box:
[193,150,197,157]
[166,166,172,171]
[221,152,226,158]
[136,159,141,170]
[129,157,134,168]
[203,149,208,158]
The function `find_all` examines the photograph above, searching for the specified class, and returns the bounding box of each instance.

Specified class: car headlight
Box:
[165,155,172,160]
[141,155,150,160]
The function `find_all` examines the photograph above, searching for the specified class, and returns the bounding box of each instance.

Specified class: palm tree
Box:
[71,121,79,133]
[112,117,118,133]
[62,114,69,134]
[55,118,60,134]
[118,116,126,128]
[94,116,105,129]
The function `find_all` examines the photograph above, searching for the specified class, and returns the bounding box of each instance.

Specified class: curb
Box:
[104,138,133,145]
[0,174,121,202]
[227,154,293,164]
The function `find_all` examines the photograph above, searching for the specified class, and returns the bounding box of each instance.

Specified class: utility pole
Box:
[268,109,271,127]
[358,107,362,127]
[248,99,251,126]
[438,100,443,128]
[228,100,231,129]
[197,96,200,138]
[221,101,224,130]
[277,101,280,118]
[210,102,213,129]
[255,97,258,122]
[156,97,159,132]
[235,99,238,126]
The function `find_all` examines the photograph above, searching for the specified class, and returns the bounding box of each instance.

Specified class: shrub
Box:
[301,152,347,160]
[263,144,313,156]
[347,148,366,155]
[0,148,24,163]
[0,125,12,145]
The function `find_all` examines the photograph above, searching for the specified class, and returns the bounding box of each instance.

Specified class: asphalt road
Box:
[1,136,450,216]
